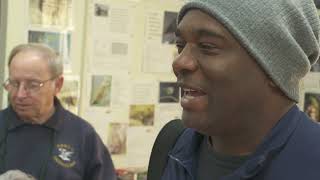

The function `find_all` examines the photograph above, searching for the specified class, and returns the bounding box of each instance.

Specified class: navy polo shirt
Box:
[0,98,116,180]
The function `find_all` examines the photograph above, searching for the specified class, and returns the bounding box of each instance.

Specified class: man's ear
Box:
[54,75,64,95]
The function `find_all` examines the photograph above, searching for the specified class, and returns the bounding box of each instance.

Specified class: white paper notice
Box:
[90,2,133,72]
[110,73,131,121]
[109,6,130,34]
[127,127,157,168]
[302,73,320,89]
[143,42,176,73]
[156,104,182,129]
[143,10,177,73]
[145,10,162,41]
[131,79,157,104]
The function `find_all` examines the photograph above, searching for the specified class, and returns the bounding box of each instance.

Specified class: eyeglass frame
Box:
[2,76,59,94]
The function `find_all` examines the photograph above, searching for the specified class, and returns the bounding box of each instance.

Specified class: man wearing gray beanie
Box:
[147,0,320,179]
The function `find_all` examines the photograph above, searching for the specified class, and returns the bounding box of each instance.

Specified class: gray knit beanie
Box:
[178,0,320,102]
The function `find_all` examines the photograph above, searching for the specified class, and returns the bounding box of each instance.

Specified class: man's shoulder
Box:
[60,109,96,134]
[263,116,320,179]
[278,111,320,156]
[55,98,94,131]
[0,108,5,118]
[0,107,10,114]
[293,111,320,139]
[0,107,11,123]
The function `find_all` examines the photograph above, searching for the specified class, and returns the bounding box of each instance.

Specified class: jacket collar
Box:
[169,105,302,179]
[232,105,302,179]
[7,97,65,132]
[168,128,203,178]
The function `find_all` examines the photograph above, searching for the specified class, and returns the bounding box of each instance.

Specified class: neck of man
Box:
[209,96,295,156]
[22,105,56,125]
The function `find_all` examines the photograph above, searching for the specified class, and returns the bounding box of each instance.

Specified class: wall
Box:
[0,0,8,109]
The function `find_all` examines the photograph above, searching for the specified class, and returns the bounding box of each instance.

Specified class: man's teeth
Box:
[183,88,198,96]
[183,88,197,92]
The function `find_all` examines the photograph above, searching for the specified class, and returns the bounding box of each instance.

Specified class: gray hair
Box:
[0,170,36,180]
[8,43,63,77]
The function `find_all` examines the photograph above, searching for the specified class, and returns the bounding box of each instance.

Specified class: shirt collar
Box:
[7,97,65,131]
[168,128,203,177]
[228,105,302,179]
[170,105,302,179]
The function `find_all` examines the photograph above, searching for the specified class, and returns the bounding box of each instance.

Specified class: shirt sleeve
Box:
[84,130,117,180]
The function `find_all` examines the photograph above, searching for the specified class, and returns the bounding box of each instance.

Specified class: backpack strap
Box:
[147,119,186,180]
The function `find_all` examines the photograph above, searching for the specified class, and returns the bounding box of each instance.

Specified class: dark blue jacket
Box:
[161,105,320,180]
[0,98,116,180]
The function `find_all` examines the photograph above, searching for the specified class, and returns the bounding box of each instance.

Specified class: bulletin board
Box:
[80,1,184,178]
[26,1,179,175]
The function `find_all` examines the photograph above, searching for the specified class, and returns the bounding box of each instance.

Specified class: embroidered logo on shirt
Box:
[53,144,76,168]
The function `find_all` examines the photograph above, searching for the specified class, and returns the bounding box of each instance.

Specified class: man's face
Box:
[173,10,270,136]
[8,50,61,121]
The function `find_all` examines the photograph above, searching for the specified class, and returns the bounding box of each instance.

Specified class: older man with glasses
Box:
[0,43,116,180]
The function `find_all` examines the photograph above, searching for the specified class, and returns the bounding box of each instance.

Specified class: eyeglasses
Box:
[2,77,57,94]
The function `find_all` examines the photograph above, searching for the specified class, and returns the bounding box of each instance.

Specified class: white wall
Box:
[0,0,8,109]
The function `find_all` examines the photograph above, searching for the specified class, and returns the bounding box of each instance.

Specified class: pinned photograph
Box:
[95,3,109,17]
[90,75,112,107]
[162,11,178,44]
[129,104,155,126]
[304,92,320,122]
[57,78,79,114]
[159,82,180,103]
[107,123,127,155]
[29,30,61,53]
[28,30,71,70]
[29,0,72,27]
